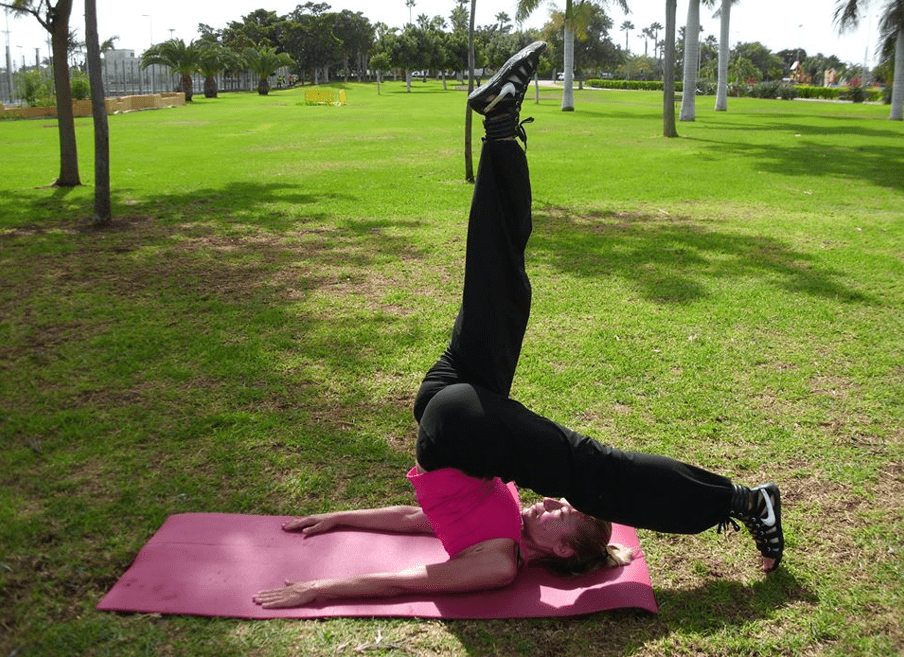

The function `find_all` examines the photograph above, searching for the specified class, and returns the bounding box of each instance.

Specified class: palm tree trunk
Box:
[562,21,575,111]
[680,0,700,121]
[891,25,904,120]
[50,0,80,187]
[663,0,678,137]
[464,0,476,182]
[84,0,111,225]
[182,73,194,101]
[715,0,731,111]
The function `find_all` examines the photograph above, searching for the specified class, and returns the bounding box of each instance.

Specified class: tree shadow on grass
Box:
[0,177,428,496]
[689,132,904,194]
[705,115,904,140]
[557,99,904,193]
[445,568,815,656]
[531,208,872,305]
[0,183,436,643]
[2,180,358,234]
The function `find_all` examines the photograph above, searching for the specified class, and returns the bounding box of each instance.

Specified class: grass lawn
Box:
[1,81,902,656]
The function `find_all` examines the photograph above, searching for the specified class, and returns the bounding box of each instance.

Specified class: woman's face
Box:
[521,498,584,554]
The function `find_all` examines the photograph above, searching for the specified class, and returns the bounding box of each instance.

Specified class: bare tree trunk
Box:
[561,22,575,111]
[679,0,700,121]
[663,0,678,137]
[891,26,904,121]
[715,0,731,111]
[464,0,476,183]
[84,0,110,225]
[51,0,80,186]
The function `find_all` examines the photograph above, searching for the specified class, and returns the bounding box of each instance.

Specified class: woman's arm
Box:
[253,539,519,609]
[283,506,433,536]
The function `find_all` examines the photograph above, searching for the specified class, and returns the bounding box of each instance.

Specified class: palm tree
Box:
[680,0,715,121]
[663,0,678,137]
[620,20,635,51]
[141,39,201,101]
[465,0,476,181]
[835,0,904,120]
[243,45,295,95]
[649,22,663,58]
[641,25,654,56]
[197,43,234,98]
[518,0,629,111]
[714,0,741,111]
[100,36,118,54]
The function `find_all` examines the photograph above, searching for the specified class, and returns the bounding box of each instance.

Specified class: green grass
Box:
[1,82,902,656]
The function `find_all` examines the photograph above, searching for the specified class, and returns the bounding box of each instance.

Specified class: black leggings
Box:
[413,140,734,535]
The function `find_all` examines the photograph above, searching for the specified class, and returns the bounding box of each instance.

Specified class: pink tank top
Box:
[407,466,525,558]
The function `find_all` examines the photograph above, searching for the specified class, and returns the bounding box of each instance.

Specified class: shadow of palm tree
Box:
[531,208,871,305]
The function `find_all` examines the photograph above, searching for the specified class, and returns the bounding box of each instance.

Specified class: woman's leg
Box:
[413,139,532,421]
[413,42,546,422]
[418,388,783,568]
[417,383,732,533]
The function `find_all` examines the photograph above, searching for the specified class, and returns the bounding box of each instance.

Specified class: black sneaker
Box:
[468,41,547,118]
[721,483,784,572]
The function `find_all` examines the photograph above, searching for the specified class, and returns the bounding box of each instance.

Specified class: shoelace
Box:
[719,488,782,558]
[516,117,534,149]
[717,517,740,535]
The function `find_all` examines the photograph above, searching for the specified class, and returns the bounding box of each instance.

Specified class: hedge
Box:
[585,79,883,103]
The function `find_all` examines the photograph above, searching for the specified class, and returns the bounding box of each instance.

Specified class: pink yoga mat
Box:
[97,513,658,619]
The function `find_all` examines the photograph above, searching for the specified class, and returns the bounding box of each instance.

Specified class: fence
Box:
[0,92,185,119]
[0,62,292,106]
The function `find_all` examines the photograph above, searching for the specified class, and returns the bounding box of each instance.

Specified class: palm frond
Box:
[834,0,866,31]
[515,0,544,24]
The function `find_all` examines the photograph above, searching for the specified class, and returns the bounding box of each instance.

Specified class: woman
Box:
[254,42,783,610]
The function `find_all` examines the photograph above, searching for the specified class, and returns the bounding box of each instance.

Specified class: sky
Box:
[2,0,884,71]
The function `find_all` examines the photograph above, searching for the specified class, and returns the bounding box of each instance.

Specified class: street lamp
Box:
[142,14,153,49]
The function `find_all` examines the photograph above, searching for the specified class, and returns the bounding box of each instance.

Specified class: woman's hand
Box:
[253,580,319,609]
[282,514,339,536]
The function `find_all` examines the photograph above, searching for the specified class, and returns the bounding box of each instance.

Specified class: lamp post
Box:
[3,9,13,103]
[862,10,871,86]
[142,14,154,93]
[142,14,153,49]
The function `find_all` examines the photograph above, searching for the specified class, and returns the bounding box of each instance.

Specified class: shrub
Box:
[585,79,682,92]
[14,69,51,107]
[70,70,90,101]
[696,81,717,96]
[748,81,798,99]
[846,85,867,103]
[796,86,840,100]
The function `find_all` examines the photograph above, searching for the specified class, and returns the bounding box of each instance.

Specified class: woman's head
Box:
[521,498,633,576]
